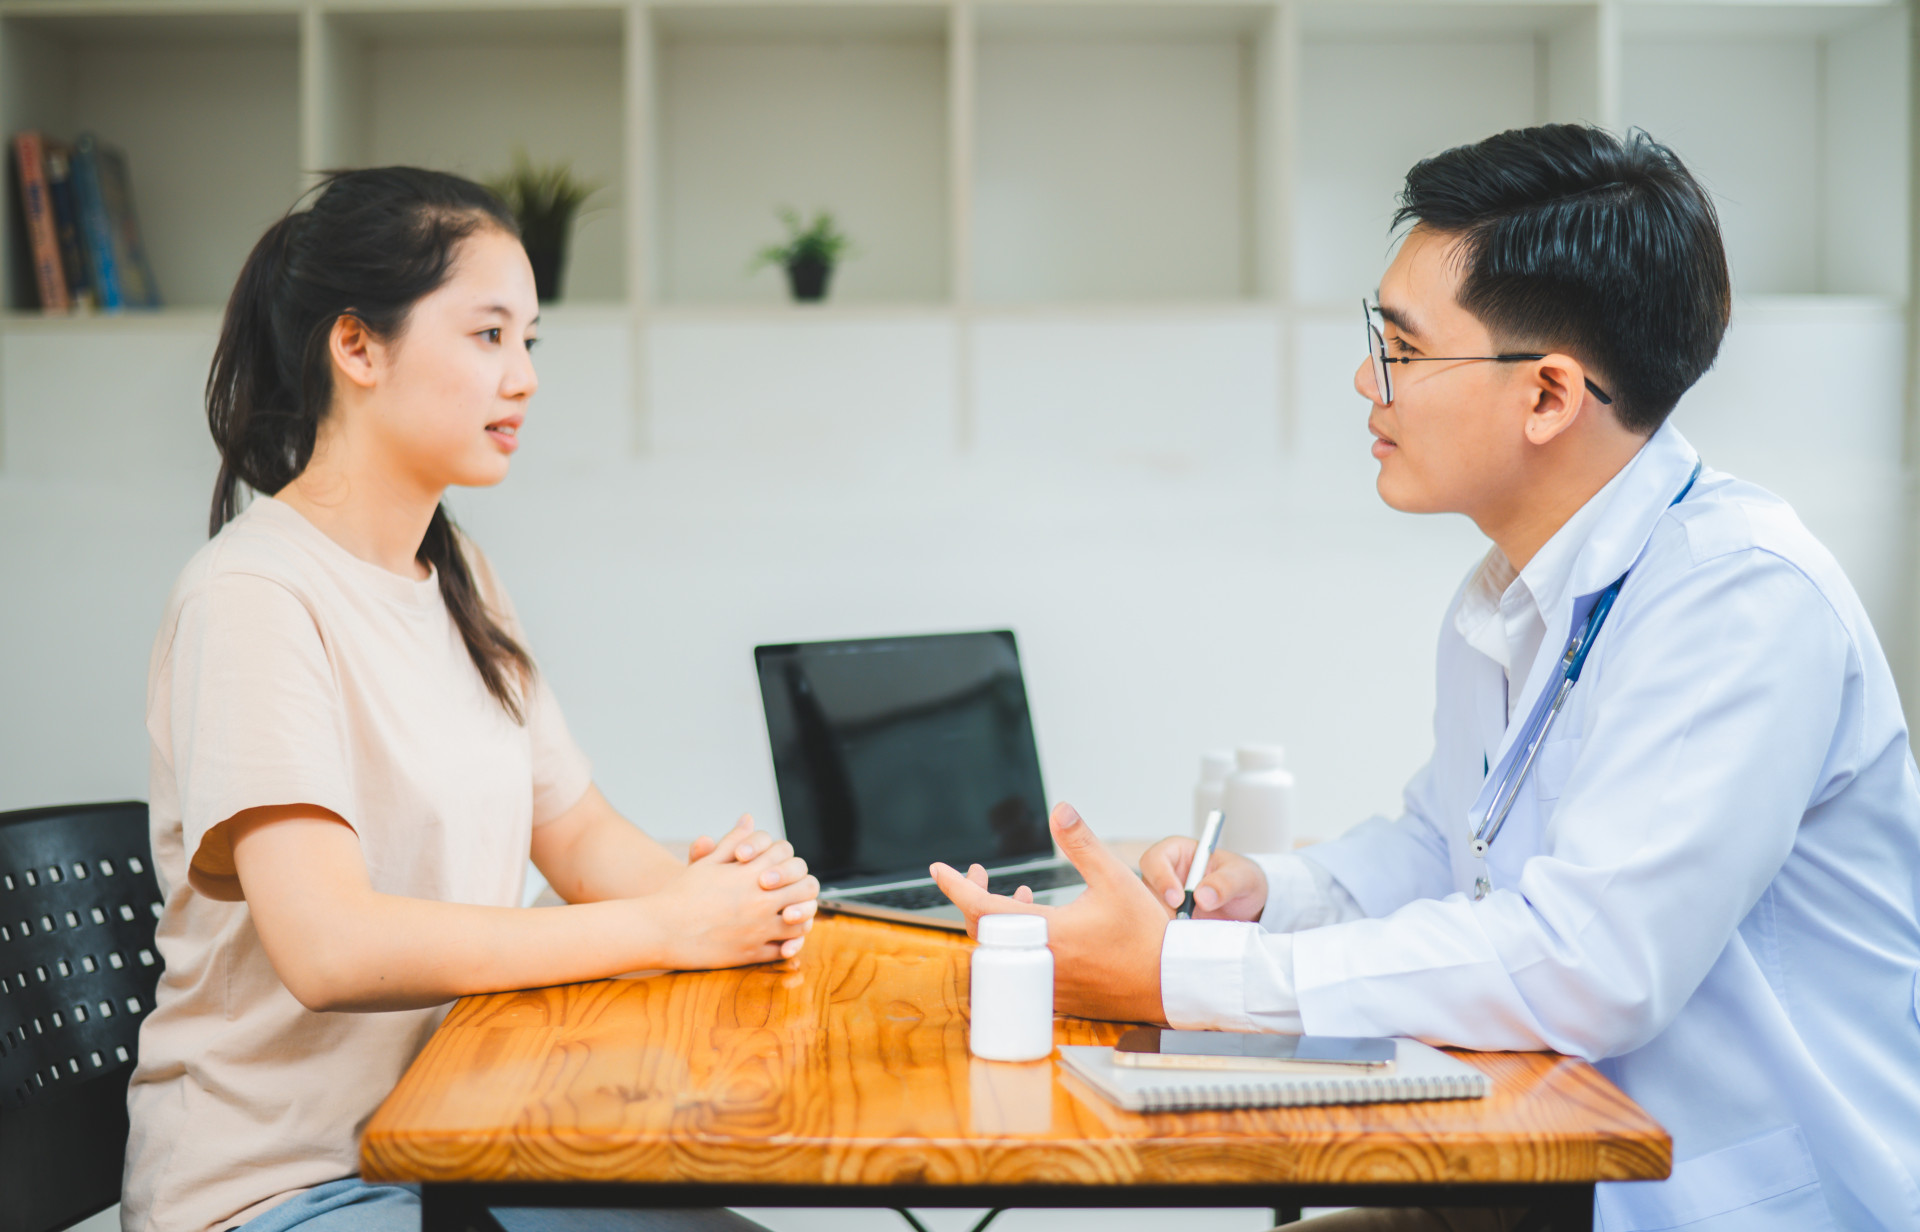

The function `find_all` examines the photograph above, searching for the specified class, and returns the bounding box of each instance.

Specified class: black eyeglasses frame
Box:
[1363,300,1613,406]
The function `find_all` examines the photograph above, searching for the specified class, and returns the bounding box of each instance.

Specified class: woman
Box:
[124,168,817,1232]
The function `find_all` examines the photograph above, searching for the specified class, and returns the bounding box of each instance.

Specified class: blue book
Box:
[43,142,94,308]
[69,134,122,311]
[94,143,159,308]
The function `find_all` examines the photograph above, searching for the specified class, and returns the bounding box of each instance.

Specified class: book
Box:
[43,142,93,309]
[93,141,159,308]
[69,133,122,310]
[12,132,70,312]
[1057,1039,1491,1112]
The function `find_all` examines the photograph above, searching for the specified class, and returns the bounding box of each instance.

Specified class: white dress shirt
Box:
[1159,450,1636,1032]
[1156,423,1920,1231]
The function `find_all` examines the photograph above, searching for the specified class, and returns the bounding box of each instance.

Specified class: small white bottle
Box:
[1193,749,1235,838]
[969,914,1055,1062]
[1222,744,1294,854]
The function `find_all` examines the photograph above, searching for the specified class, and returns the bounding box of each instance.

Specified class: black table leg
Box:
[420,1184,508,1232]
[1271,1206,1304,1227]
[1551,1187,1595,1232]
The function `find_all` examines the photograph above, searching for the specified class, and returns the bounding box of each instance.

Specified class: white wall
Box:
[2,301,1906,854]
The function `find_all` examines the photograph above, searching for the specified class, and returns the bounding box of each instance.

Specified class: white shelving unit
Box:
[0,0,1910,448]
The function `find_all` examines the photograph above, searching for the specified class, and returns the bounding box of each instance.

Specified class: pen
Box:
[1177,809,1226,920]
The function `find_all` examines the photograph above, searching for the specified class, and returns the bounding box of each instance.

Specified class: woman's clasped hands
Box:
[653,815,820,969]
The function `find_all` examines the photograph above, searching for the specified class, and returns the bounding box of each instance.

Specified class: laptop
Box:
[754,630,1086,930]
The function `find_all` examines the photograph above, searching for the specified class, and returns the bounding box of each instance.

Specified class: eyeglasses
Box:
[1363,300,1612,407]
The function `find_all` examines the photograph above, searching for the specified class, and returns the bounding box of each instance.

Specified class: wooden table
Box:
[362,914,1670,1232]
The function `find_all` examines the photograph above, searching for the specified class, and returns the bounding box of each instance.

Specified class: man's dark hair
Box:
[1394,124,1731,435]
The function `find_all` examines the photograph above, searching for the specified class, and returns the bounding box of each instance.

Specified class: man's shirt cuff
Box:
[1159,919,1303,1034]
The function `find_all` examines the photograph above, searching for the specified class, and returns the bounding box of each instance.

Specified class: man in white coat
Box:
[932,124,1920,1231]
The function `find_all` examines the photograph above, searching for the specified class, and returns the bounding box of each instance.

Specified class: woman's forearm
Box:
[228,804,817,1013]
[294,890,669,1012]
[532,785,697,903]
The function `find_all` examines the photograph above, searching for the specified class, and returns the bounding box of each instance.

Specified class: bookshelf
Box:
[0,0,1909,428]
[1,10,301,311]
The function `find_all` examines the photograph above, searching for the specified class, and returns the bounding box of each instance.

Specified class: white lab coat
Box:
[1274,424,1919,1229]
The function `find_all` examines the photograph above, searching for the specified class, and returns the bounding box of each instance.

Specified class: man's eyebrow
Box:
[1375,300,1422,339]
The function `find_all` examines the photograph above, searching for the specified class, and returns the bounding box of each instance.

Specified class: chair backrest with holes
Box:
[0,801,163,1232]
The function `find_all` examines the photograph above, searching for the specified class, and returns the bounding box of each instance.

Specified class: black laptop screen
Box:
[754,631,1051,885]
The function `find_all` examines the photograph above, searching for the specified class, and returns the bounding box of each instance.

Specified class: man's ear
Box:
[1522,352,1592,446]
[328,314,380,391]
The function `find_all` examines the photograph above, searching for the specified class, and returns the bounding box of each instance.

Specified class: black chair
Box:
[0,802,164,1232]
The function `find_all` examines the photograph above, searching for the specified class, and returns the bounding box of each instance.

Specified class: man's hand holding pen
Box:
[1137,834,1271,924]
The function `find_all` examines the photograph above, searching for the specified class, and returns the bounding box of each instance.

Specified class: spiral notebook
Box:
[1057,1039,1490,1112]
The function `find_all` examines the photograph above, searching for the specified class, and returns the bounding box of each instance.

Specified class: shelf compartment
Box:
[1293,3,1601,305]
[972,4,1277,305]
[651,4,950,307]
[1619,1,1908,298]
[312,7,629,305]
[1,11,302,311]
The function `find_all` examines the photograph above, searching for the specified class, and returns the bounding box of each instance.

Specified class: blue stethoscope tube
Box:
[1469,460,1703,900]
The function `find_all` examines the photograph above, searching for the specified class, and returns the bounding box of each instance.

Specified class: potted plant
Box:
[752,208,852,303]
[486,153,601,303]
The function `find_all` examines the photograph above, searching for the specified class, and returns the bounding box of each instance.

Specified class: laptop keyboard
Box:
[835,863,1085,911]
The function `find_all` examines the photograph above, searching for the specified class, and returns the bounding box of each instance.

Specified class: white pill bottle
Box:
[1222,744,1294,854]
[968,914,1055,1062]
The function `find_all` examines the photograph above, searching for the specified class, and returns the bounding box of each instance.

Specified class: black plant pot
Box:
[522,230,568,303]
[785,256,833,302]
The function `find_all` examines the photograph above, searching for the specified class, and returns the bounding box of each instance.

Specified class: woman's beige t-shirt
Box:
[123,497,592,1232]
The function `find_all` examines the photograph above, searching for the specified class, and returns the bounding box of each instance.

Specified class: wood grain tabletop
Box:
[361,913,1670,1190]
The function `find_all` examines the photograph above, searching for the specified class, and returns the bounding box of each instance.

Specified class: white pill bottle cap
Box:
[1236,744,1286,770]
[977,913,1048,947]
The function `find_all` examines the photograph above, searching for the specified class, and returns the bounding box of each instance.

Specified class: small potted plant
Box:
[752,208,852,303]
[486,153,601,303]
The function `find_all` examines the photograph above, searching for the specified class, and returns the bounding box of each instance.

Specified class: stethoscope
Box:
[1469,460,1703,902]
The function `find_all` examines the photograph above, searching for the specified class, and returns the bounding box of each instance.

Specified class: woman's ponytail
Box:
[207,210,316,536]
[205,168,533,723]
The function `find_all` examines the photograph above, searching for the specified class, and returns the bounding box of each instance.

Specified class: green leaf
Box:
[484,149,603,236]
[747,207,856,273]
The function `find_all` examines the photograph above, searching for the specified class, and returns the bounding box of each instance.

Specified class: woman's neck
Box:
[275,427,441,580]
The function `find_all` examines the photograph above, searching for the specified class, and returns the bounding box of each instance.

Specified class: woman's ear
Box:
[1523,352,1591,446]
[328,314,380,391]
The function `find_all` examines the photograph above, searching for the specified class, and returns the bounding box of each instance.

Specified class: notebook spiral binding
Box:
[1138,1071,1490,1112]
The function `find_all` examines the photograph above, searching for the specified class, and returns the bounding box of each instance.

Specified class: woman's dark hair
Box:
[207,166,534,722]
[1393,124,1732,435]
